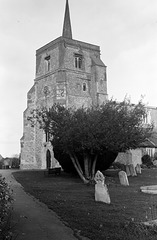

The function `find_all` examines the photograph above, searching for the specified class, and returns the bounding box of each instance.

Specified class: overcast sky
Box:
[0,0,157,157]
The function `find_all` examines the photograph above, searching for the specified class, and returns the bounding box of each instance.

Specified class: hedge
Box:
[0,175,13,240]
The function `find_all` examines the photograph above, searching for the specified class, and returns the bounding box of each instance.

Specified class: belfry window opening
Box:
[45,55,51,72]
[45,131,50,142]
[74,54,82,69]
[83,83,87,91]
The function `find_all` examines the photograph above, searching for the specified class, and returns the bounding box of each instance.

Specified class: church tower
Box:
[20,0,108,169]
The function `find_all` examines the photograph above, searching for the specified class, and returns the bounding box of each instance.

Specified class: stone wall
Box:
[36,46,59,78]
[21,36,107,169]
[115,149,142,167]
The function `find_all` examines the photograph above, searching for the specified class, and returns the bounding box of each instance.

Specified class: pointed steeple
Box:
[62,0,72,39]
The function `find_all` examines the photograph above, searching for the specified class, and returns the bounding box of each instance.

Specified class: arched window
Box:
[74,54,83,69]
[46,150,51,169]
[45,55,51,72]
[83,83,87,91]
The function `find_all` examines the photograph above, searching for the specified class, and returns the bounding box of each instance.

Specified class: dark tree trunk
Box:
[69,152,89,184]
[92,155,98,179]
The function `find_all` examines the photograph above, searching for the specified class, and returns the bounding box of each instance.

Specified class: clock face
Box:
[56,83,66,99]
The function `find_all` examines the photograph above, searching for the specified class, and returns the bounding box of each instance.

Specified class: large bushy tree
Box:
[29,99,153,183]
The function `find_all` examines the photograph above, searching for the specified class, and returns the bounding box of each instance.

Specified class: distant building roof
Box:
[149,133,157,147]
[140,133,157,148]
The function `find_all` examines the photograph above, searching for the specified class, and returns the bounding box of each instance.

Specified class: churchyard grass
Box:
[13,169,157,240]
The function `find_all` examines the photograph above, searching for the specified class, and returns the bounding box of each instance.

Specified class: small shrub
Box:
[112,162,123,169]
[0,162,3,169]
[142,154,153,167]
[11,157,20,169]
[112,162,126,171]
[153,152,157,160]
[0,177,13,240]
[141,164,148,169]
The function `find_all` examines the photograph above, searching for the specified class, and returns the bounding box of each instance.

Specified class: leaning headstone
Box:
[94,170,111,204]
[135,164,141,174]
[153,160,157,166]
[129,164,137,176]
[126,165,131,176]
[118,171,129,186]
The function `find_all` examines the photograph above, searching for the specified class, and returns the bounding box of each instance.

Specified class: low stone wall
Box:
[115,149,142,167]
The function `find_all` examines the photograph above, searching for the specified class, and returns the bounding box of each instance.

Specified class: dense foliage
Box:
[0,157,20,169]
[142,154,153,167]
[11,158,20,169]
[29,99,153,183]
[0,176,13,240]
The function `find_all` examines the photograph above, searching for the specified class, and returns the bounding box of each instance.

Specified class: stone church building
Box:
[20,0,108,169]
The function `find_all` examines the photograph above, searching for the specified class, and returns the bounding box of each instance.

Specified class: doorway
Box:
[46,150,51,169]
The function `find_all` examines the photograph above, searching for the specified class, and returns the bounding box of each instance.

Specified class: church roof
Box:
[91,55,106,67]
[140,134,157,148]
[36,37,100,55]
[28,85,35,95]
[62,0,72,39]
[149,133,157,147]
[140,139,156,148]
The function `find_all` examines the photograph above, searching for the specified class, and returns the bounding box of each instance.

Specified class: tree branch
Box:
[73,153,83,175]
[92,155,98,179]
[68,152,89,184]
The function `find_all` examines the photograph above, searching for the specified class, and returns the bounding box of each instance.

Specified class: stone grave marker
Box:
[118,171,129,186]
[126,165,131,176]
[129,164,137,176]
[135,164,141,174]
[153,160,157,166]
[94,170,111,204]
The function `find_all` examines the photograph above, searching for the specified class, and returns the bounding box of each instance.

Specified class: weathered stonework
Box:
[115,149,142,167]
[20,0,108,169]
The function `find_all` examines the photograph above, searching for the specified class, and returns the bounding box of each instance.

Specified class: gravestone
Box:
[126,165,131,176]
[153,160,157,166]
[94,170,110,204]
[129,164,137,176]
[118,171,129,186]
[140,185,157,194]
[135,164,141,174]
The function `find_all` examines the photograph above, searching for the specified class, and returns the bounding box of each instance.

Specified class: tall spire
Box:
[62,0,72,39]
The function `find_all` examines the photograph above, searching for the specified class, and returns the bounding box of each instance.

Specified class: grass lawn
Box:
[12,169,157,240]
